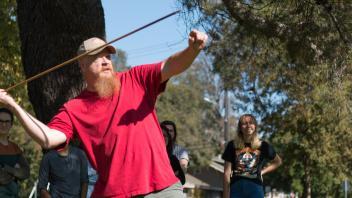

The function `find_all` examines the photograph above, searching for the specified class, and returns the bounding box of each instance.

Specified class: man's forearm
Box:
[161,46,200,82]
[9,102,66,148]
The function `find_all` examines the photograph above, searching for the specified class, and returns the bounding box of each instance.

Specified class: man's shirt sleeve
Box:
[47,107,74,145]
[128,62,167,104]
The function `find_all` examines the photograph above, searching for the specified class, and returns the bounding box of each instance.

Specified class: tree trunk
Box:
[302,160,312,198]
[16,0,106,123]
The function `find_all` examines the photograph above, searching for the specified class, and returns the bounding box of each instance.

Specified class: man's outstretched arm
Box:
[161,29,208,82]
[0,89,67,148]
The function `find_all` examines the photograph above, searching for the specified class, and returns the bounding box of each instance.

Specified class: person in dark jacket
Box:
[161,124,185,185]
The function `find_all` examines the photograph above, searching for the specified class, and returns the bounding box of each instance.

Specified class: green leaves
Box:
[156,60,223,169]
[0,1,41,197]
[178,0,352,196]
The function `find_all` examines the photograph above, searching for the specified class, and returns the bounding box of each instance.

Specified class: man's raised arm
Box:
[161,29,208,82]
[0,89,66,148]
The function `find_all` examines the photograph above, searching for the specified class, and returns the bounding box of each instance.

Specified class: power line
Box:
[124,38,186,54]
[127,39,186,59]
[128,46,184,59]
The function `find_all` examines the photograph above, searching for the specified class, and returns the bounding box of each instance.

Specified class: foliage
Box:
[112,48,130,71]
[156,59,224,169]
[178,0,352,196]
[1,0,42,196]
[0,0,26,102]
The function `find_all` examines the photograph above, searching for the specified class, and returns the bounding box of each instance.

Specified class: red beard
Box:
[94,72,120,98]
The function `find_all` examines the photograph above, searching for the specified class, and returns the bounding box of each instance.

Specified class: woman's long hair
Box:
[234,114,261,149]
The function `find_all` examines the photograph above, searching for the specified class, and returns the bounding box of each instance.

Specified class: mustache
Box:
[99,67,113,73]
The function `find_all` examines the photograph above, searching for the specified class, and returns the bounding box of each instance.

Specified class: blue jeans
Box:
[230,179,264,198]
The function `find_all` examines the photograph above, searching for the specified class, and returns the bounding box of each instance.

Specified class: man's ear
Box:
[78,61,85,73]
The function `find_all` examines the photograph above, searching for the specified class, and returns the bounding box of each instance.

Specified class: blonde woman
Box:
[222,114,282,198]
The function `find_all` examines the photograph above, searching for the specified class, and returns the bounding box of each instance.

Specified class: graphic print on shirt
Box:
[234,147,261,179]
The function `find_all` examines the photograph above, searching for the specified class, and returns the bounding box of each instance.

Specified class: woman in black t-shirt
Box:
[222,114,282,198]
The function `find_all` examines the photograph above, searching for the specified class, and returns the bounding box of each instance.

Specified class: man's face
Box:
[165,124,175,140]
[0,112,12,135]
[80,50,119,98]
[80,50,114,82]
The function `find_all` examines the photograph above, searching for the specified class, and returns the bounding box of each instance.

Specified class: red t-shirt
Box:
[48,62,179,197]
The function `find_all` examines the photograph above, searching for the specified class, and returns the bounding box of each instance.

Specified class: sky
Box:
[102,1,190,66]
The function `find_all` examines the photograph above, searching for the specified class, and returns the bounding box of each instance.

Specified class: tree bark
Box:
[302,159,312,198]
[16,0,106,123]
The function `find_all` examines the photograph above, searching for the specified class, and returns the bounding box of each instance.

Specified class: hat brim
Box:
[87,45,116,55]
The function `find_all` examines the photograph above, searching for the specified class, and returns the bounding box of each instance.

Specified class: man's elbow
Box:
[41,129,67,149]
[41,140,57,150]
[40,142,50,150]
[160,60,172,83]
[41,142,63,150]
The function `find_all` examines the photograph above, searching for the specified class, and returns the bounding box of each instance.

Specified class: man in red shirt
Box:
[0,30,207,197]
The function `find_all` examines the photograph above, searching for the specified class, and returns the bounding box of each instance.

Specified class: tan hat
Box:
[77,37,116,56]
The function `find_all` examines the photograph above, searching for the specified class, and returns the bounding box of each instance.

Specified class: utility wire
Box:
[124,38,186,54]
